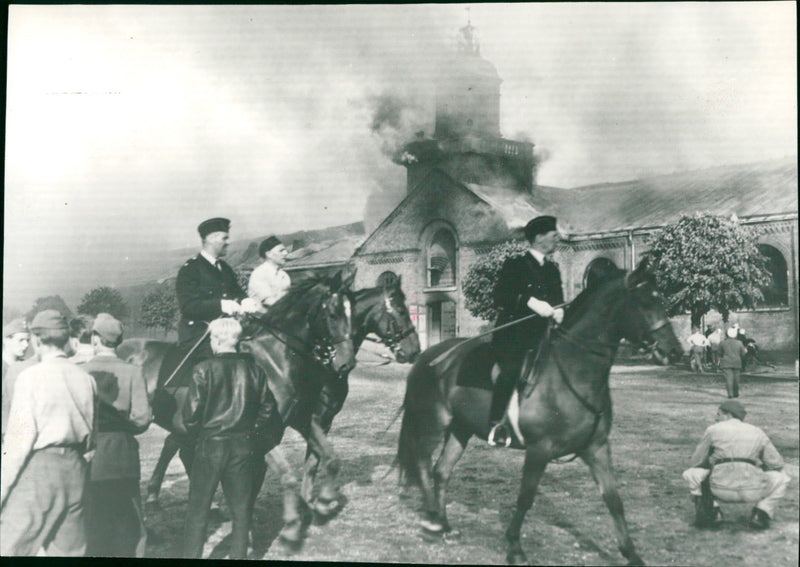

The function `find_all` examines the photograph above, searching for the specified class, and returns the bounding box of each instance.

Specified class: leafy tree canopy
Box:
[646,213,770,327]
[140,285,178,332]
[77,286,129,320]
[463,241,529,321]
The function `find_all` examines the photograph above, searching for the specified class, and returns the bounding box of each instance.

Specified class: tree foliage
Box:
[27,295,73,321]
[646,213,770,327]
[77,286,129,319]
[140,286,179,332]
[463,241,529,321]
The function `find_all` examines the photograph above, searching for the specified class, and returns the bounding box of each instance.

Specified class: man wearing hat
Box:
[682,400,790,530]
[0,310,97,556]
[488,215,564,447]
[2,319,30,442]
[176,217,258,353]
[248,235,291,309]
[719,327,748,398]
[81,313,152,557]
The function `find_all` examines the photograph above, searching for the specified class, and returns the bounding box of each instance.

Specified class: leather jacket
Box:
[183,352,281,447]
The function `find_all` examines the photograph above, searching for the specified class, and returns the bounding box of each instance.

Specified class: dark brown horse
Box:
[396,262,682,565]
[298,277,421,513]
[118,272,356,543]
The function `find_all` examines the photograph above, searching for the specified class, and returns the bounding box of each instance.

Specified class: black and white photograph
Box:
[2,2,798,564]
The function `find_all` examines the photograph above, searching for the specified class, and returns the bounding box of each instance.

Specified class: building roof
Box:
[551,157,798,234]
[284,235,365,270]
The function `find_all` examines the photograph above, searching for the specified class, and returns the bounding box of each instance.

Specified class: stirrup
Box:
[487,422,512,448]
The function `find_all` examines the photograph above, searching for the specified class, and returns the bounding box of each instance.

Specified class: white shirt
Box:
[248,261,291,307]
[687,332,710,348]
[1,352,96,502]
[200,250,219,268]
[528,248,546,266]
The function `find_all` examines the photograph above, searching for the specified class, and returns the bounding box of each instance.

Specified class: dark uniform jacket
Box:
[81,354,152,481]
[183,352,282,453]
[175,254,246,345]
[491,252,564,362]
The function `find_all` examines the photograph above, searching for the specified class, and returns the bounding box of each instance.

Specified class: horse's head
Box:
[367,276,420,363]
[309,270,357,374]
[620,260,682,364]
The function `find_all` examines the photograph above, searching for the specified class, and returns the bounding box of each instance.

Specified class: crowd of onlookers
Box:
[1,311,280,558]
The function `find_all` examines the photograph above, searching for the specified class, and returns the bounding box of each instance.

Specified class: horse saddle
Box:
[455,344,536,394]
[151,343,207,432]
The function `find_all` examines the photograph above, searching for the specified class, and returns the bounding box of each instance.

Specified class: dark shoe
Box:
[749,508,770,530]
[693,497,722,528]
[488,422,511,448]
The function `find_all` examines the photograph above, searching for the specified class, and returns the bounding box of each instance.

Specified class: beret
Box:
[30,310,68,331]
[524,216,557,242]
[92,312,124,343]
[259,236,283,258]
[198,217,231,239]
[3,318,28,338]
[719,400,746,421]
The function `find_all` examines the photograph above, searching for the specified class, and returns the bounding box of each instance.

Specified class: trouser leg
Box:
[220,436,254,559]
[489,357,522,426]
[682,467,711,497]
[722,369,736,398]
[756,470,791,518]
[183,438,224,558]
[732,369,740,398]
[0,450,87,557]
[87,479,142,557]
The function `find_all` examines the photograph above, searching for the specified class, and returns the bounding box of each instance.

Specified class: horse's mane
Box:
[560,266,626,330]
[263,275,329,325]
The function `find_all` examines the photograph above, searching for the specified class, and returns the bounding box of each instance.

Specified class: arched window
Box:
[376,271,398,288]
[583,257,618,290]
[428,229,457,288]
[757,245,789,307]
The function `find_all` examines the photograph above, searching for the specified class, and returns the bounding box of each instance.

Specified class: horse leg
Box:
[263,446,304,548]
[579,442,645,566]
[301,447,321,515]
[146,432,182,505]
[304,420,342,518]
[432,423,471,534]
[505,449,548,565]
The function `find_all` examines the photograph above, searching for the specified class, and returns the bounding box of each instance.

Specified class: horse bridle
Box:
[364,293,415,353]
[308,292,352,368]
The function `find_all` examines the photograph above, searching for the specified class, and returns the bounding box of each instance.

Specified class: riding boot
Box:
[488,371,515,447]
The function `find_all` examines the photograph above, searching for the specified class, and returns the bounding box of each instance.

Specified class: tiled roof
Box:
[552,157,797,234]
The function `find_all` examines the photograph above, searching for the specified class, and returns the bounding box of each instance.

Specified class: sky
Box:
[3,3,797,309]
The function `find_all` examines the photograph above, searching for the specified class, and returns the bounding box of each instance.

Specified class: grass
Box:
[139,362,799,565]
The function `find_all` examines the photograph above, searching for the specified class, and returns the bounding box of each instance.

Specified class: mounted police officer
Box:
[176,217,259,356]
[488,215,564,447]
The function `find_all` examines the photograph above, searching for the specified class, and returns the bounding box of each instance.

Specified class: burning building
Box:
[350,24,798,354]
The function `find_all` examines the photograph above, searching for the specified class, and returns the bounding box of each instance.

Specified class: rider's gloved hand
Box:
[527,297,554,318]
[221,299,242,315]
[553,308,564,325]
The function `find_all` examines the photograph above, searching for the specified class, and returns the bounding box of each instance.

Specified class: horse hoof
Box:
[626,554,646,566]
[278,523,304,553]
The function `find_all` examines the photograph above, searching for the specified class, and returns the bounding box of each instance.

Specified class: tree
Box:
[140,286,178,333]
[27,295,73,321]
[463,241,529,321]
[77,286,129,319]
[646,213,771,328]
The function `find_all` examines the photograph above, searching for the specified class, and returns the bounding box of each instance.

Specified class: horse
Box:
[117,271,356,544]
[395,261,683,566]
[296,276,421,515]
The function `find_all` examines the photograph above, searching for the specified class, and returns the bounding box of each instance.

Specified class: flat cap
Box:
[719,400,746,420]
[30,310,68,331]
[259,235,283,258]
[92,312,124,343]
[198,217,231,239]
[3,318,28,338]
[524,215,557,242]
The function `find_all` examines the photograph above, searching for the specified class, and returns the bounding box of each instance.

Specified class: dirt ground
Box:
[140,359,799,565]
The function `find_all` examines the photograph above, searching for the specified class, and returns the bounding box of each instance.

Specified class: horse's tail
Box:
[396,341,457,488]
